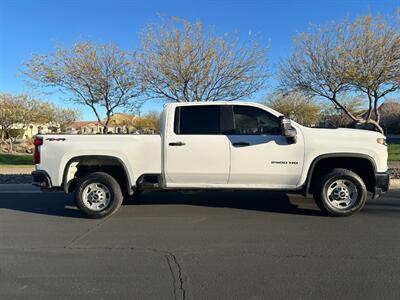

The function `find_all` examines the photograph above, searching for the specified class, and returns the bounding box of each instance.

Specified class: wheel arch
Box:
[62,155,133,195]
[304,153,377,195]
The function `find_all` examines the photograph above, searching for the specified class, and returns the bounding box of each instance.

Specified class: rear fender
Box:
[62,155,133,195]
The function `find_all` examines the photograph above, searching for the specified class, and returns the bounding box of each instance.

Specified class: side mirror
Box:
[279,116,297,143]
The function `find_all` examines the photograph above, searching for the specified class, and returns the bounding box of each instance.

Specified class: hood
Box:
[298,125,385,141]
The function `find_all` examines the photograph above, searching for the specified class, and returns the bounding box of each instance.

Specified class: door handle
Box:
[169,141,186,146]
[232,142,250,147]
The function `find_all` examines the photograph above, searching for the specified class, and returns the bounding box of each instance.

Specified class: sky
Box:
[0,0,399,120]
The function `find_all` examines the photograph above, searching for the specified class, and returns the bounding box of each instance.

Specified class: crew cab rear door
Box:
[164,105,230,187]
[224,105,304,188]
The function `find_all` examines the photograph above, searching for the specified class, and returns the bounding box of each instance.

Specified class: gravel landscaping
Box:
[390,168,400,179]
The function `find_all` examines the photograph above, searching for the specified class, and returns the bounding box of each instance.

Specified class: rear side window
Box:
[230,105,280,135]
[174,105,220,134]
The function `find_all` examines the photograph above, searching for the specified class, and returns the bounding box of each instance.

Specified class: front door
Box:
[225,105,304,188]
[165,105,230,187]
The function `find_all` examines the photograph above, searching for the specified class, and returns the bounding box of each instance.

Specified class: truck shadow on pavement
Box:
[0,192,83,218]
[0,190,325,218]
[126,190,325,217]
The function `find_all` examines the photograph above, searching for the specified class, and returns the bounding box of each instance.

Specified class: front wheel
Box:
[75,172,123,219]
[313,168,367,217]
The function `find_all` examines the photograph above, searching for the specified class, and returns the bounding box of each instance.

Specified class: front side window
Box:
[174,105,220,134]
[230,105,280,135]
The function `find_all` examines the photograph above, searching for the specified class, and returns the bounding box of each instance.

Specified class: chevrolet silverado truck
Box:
[32,102,390,218]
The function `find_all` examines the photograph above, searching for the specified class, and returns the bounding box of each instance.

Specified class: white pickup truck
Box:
[32,101,390,218]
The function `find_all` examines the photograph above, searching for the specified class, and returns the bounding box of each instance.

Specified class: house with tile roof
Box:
[65,121,127,134]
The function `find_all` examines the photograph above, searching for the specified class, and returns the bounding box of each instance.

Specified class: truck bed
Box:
[36,134,162,187]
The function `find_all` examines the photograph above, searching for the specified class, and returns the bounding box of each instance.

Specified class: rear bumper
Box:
[32,170,52,189]
[373,171,390,199]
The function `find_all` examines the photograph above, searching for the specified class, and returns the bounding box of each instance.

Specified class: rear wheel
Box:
[313,168,367,217]
[75,172,123,219]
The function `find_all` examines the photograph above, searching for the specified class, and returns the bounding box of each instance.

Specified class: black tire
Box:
[75,172,123,219]
[313,168,367,217]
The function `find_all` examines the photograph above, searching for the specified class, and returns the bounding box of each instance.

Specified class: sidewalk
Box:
[0,166,34,174]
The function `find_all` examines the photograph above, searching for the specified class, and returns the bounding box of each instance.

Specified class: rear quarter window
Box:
[174,106,220,135]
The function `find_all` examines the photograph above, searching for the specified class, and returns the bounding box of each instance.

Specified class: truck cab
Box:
[162,102,304,189]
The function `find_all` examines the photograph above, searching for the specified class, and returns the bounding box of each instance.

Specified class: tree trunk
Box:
[329,95,358,123]
[0,129,3,153]
[373,92,381,124]
[6,139,13,154]
[103,112,111,134]
[103,125,108,134]
[356,118,384,134]
[366,91,373,122]
[329,95,384,134]
[88,105,106,134]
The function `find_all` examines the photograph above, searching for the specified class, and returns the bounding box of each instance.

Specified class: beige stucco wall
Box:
[11,124,59,139]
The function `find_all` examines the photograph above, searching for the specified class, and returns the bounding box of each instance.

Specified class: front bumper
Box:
[373,171,390,199]
[32,170,52,189]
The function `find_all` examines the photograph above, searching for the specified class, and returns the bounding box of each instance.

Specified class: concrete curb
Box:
[0,167,34,175]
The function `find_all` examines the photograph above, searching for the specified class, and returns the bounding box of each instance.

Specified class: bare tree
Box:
[264,91,320,126]
[343,14,400,128]
[29,101,58,127]
[0,94,26,153]
[135,111,161,133]
[54,108,81,132]
[279,13,400,133]
[24,42,143,132]
[138,17,268,102]
[319,96,364,128]
[279,22,353,122]
[0,94,54,153]
[0,93,82,152]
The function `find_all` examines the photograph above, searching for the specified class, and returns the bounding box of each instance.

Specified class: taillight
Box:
[34,137,43,164]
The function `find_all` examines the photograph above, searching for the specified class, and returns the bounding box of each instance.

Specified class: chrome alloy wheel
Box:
[326,179,358,209]
[82,183,111,211]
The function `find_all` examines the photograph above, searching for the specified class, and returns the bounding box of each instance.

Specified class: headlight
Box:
[377,138,387,146]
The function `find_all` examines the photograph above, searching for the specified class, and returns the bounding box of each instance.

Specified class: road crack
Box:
[63,217,112,248]
[165,252,189,300]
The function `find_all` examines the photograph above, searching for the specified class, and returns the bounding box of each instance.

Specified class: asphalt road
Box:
[1,186,400,300]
